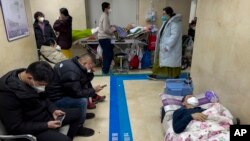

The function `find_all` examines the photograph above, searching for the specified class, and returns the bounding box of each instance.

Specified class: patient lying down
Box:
[166,94,233,141]
[173,94,207,133]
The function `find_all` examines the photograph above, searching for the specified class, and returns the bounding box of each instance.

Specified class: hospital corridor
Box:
[0,0,250,141]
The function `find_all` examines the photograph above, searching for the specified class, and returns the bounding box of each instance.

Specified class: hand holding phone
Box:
[56,114,65,126]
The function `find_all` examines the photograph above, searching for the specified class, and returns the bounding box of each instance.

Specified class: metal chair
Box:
[0,120,37,141]
[114,52,128,73]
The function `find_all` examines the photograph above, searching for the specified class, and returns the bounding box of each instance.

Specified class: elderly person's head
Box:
[181,94,199,108]
[78,54,95,73]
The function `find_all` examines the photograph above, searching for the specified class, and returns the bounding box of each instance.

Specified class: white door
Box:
[86,0,138,28]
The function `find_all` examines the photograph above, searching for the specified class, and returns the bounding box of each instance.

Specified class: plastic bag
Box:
[97,45,102,59]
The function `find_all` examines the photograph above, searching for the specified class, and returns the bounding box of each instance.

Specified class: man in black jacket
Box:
[0,61,86,141]
[46,54,106,136]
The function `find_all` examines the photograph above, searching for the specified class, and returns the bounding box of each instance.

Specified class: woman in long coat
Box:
[148,7,182,79]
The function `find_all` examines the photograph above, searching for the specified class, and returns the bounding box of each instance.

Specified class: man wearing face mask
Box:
[172,94,208,134]
[98,2,116,75]
[33,11,56,50]
[46,53,106,136]
[0,61,88,141]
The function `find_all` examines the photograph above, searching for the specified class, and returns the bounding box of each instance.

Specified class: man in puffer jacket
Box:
[46,54,106,136]
[40,39,67,67]
[0,61,88,141]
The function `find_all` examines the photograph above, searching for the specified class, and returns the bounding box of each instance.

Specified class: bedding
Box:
[164,103,233,141]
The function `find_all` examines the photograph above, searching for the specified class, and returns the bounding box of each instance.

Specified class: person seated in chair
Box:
[172,94,207,134]
[40,38,67,67]
[0,61,88,141]
[45,54,106,134]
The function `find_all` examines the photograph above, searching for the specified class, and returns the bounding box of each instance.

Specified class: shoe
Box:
[86,113,95,120]
[92,95,106,103]
[76,126,95,137]
[147,74,157,80]
[87,102,96,109]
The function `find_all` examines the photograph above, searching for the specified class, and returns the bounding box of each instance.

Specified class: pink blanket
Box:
[165,103,233,141]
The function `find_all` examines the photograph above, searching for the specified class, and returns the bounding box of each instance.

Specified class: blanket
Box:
[165,103,233,141]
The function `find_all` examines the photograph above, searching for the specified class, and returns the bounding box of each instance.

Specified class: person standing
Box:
[53,8,73,59]
[98,2,116,75]
[148,6,182,80]
[33,12,56,50]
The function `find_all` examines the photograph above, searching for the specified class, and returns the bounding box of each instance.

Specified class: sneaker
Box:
[86,113,95,120]
[87,102,96,109]
[92,95,106,103]
[147,74,157,80]
[76,126,95,137]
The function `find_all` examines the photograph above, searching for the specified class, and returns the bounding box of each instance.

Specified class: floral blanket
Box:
[165,103,233,141]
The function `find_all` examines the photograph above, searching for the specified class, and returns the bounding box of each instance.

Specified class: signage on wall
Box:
[0,0,29,41]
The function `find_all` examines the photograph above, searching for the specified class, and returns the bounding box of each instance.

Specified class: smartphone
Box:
[56,114,65,125]
[101,84,107,88]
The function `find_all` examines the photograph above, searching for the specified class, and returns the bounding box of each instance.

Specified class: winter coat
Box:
[33,20,56,49]
[40,45,67,67]
[46,56,95,102]
[155,14,182,67]
[0,69,57,135]
[53,16,73,49]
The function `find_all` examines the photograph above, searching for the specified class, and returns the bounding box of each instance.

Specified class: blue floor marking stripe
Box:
[109,74,148,141]
[109,73,188,141]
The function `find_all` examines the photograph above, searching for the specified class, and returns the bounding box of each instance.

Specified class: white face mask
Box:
[108,9,112,13]
[187,97,199,107]
[38,17,45,22]
[33,86,46,93]
[32,80,46,93]
[55,45,61,51]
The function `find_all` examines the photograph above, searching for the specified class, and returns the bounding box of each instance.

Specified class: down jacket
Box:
[0,69,56,135]
[40,45,67,67]
[155,14,183,67]
[46,56,95,102]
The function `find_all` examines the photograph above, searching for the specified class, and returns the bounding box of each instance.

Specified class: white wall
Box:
[191,0,250,124]
[0,0,38,76]
[85,0,138,28]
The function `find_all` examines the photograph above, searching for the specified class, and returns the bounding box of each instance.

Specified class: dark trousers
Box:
[17,108,82,141]
[54,97,87,125]
[99,39,114,74]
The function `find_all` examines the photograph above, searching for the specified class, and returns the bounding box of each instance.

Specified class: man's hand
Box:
[191,113,208,122]
[52,110,65,120]
[94,85,103,92]
[47,120,61,129]
[111,26,116,32]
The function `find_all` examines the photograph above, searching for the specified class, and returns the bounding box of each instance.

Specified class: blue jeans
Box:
[99,39,114,74]
[54,97,87,124]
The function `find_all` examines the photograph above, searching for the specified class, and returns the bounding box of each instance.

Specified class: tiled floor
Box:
[74,70,165,141]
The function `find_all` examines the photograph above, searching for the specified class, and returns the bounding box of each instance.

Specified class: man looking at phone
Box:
[0,61,86,141]
[46,53,106,136]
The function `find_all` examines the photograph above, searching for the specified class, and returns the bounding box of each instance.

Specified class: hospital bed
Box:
[73,38,147,72]
[160,92,236,141]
